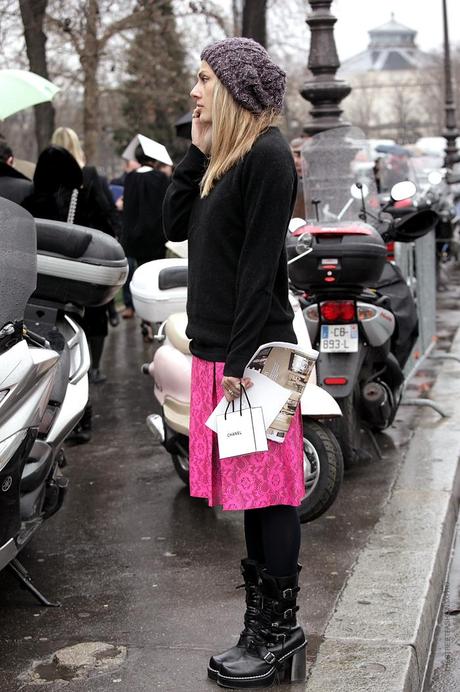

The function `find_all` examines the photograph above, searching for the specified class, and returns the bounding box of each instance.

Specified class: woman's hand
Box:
[192,107,212,155]
[222,376,253,402]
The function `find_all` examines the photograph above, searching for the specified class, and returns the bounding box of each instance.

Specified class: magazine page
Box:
[205,369,291,437]
[244,342,318,442]
[206,342,318,444]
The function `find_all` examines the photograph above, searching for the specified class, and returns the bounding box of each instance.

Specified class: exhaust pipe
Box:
[362,382,392,429]
[146,414,165,443]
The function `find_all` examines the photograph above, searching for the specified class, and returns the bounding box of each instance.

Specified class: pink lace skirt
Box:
[189,356,305,511]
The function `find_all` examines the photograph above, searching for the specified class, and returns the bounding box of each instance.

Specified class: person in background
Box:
[163,37,306,688]
[110,158,140,187]
[290,136,307,219]
[109,158,140,319]
[121,141,171,334]
[51,127,119,383]
[0,139,33,204]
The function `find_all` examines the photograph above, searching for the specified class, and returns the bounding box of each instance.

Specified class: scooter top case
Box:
[0,199,36,332]
[34,219,128,307]
[131,258,188,323]
[287,221,387,291]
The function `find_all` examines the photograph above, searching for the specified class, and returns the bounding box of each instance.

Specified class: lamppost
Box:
[442,0,460,171]
[301,0,351,135]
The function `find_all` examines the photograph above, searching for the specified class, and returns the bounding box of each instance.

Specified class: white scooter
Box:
[132,256,343,523]
[0,199,127,605]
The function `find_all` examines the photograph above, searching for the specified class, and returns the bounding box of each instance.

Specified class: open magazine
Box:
[206,341,318,443]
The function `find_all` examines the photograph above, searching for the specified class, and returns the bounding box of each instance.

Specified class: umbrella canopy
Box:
[0,69,59,120]
[375,143,412,157]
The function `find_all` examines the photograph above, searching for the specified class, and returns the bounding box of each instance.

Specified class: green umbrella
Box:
[0,69,59,120]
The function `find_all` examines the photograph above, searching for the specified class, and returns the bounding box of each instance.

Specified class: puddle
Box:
[19,641,127,685]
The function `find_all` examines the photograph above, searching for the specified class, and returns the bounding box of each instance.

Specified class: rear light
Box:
[304,305,319,321]
[357,305,378,321]
[320,301,356,323]
[324,377,348,385]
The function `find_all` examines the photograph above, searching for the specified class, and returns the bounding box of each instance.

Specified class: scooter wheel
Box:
[298,420,344,524]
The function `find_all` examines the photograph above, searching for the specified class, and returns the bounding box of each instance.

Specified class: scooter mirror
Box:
[296,232,313,255]
[350,183,368,200]
[427,170,443,186]
[390,180,416,201]
[288,217,307,234]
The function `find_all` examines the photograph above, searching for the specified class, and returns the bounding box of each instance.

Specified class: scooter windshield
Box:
[301,126,379,224]
[0,199,37,331]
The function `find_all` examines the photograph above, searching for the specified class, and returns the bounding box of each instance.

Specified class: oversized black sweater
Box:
[163,127,297,377]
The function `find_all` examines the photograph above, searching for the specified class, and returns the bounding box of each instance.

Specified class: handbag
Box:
[216,385,268,459]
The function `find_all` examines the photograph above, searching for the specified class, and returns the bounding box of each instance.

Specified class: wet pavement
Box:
[0,275,459,691]
[426,521,460,691]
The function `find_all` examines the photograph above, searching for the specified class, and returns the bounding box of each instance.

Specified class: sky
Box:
[332,0,460,60]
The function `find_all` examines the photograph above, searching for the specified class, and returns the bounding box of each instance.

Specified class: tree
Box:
[118,0,191,158]
[46,0,180,162]
[19,0,56,151]
[242,0,267,46]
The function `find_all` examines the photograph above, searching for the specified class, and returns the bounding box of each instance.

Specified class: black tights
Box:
[244,505,301,577]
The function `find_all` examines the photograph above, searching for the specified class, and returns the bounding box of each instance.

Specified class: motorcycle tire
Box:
[171,434,190,486]
[328,393,362,468]
[299,420,344,524]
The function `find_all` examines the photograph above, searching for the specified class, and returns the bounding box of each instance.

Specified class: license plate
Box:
[320,324,358,352]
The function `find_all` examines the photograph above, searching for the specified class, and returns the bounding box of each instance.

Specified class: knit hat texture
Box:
[201,37,286,115]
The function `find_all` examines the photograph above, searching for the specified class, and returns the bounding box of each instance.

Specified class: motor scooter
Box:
[0,199,127,605]
[131,259,344,524]
[286,126,438,467]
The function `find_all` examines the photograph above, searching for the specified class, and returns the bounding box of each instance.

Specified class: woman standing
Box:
[163,38,306,688]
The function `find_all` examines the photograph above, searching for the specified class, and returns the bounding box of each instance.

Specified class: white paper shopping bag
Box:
[216,387,268,459]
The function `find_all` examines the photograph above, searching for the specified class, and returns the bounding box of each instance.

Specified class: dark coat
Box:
[122,167,170,263]
[0,162,33,205]
[22,146,118,338]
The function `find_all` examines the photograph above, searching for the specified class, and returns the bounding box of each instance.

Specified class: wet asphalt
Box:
[0,275,458,692]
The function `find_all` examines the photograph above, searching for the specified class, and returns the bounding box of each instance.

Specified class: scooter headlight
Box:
[0,430,28,472]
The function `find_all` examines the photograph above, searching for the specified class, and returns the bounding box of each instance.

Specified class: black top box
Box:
[34,219,128,307]
[287,221,387,291]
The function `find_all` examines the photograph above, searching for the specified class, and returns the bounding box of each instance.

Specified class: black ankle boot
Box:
[208,559,262,681]
[217,567,307,689]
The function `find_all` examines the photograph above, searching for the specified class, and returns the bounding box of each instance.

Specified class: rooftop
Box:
[340,13,434,75]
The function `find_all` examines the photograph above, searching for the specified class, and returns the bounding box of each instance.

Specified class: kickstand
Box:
[7,558,61,607]
[365,427,383,459]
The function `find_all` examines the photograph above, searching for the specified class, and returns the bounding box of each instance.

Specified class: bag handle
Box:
[224,384,251,419]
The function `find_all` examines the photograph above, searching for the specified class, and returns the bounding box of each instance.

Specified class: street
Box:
[0,276,458,691]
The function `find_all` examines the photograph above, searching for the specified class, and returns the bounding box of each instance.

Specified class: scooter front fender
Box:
[300,383,341,417]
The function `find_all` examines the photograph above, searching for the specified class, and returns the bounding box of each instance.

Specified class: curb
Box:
[306,327,460,692]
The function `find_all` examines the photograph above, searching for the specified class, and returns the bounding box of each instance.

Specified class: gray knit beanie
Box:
[201,37,286,115]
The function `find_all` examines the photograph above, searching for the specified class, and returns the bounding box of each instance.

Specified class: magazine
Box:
[205,341,318,443]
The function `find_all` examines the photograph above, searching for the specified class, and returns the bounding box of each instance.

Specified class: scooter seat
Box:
[165,313,190,355]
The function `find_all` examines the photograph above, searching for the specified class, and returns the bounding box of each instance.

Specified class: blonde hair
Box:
[200,80,278,198]
[51,127,86,168]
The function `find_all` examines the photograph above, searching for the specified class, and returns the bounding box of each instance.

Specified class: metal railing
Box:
[394,230,449,416]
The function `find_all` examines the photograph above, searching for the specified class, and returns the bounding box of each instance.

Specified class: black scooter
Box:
[286,126,438,466]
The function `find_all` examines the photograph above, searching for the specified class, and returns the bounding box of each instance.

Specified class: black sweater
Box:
[163,127,297,377]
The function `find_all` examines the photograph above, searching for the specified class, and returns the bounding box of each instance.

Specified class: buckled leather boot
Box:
[208,559,262,681]
[216,567,307,689]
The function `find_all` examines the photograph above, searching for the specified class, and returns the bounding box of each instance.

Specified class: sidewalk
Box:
[306,292,460,690]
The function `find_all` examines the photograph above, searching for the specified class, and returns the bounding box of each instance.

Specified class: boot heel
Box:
[287,645,307,682]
